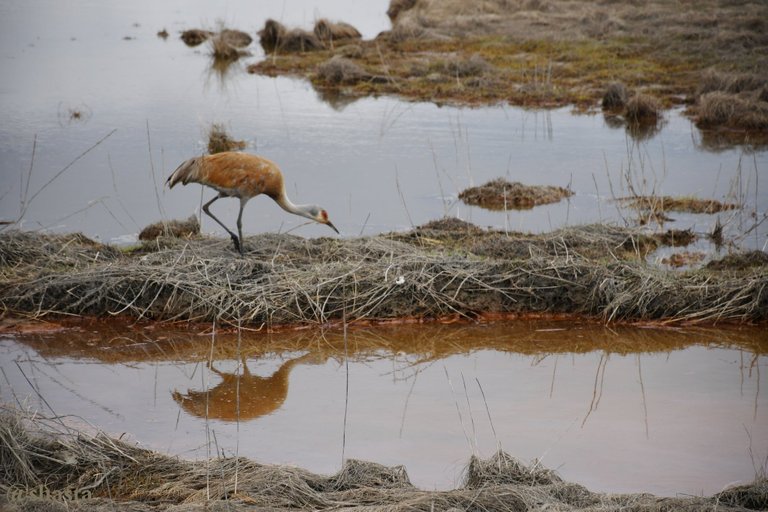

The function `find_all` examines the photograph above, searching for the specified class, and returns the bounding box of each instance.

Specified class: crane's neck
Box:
[275,193,316,221]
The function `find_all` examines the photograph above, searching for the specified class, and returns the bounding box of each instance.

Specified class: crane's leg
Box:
[236,198,247,254]
[202,194,242,254]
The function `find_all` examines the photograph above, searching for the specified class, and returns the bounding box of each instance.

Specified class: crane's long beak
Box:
[327,221,340,234]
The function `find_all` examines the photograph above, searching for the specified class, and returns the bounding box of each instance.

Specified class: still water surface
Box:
[1,1,767,499]
[1,0,766,251]
[1,322,766,496]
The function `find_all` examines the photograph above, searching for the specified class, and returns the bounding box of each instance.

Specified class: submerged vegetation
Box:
[1,408,765,512]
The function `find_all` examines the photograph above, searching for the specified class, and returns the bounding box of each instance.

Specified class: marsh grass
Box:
[258,19,323,54]
[1,223,765,327]
[207,124,246,154]
[1,407,765,511]
[249,0,768,116]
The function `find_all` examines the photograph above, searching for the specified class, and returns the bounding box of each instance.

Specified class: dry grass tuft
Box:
[707,250,768,271]
[317,56,368,84]
[220,29,252,48]
[697,69,767,96]
[138,216,200,242]
[695,92,768,130]
[624,94,661,124]
[2,407,764,511]
[443,53,492,77]
[459,178,573,210]
[207,124,246,154]
[655,229,696,247]
[209,35,249,62]
[313,19,362,44]
[387,0,418,21]
[259,19,323,53]
[602,82,628,110]
[621,196,739,215]
[661,251,706,268]
[692,69,768,130]
[181,29,213,47]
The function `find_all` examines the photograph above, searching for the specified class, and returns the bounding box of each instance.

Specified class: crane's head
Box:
[306,205,339,234]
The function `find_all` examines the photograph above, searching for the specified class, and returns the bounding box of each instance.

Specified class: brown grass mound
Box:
[459,178,573,210]
[1,224,766,326]
[313,19,362,43]
[1,408,763,512]
[0,231,121,268]
[138,216,200,241]
[707,250,768,271]
[181,29,213,47]
[387,0,417,21]
[443,53,492,77]
[692,70,768,131]
[316,56,368,84]
[695,91,768,130]
[621,196,739,215]
[207,124,246,154]
[220,29,252,48]
[661,251,706,268]
[209,35,250,62]
[625,94,661,124]
[697,69,768,96]
[259,19,323,53]
[655,228,696,247]
[602,82,628,110]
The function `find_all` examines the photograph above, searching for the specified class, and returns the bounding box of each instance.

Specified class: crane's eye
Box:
[321,210,329,221]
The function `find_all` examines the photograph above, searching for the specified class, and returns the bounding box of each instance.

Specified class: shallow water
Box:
[1,1,768,500]
[0,0,766,253]
[1,321,766,496]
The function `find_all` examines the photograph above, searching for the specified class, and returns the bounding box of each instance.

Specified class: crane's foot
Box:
[231,235,243,255]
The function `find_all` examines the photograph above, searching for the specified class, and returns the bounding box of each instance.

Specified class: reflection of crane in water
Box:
[166,152,339,254]
[172,353,326,421]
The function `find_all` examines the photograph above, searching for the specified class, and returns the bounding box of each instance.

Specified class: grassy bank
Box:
[246,0,768,129]
[1,221,766,327]
[1,408,765,511]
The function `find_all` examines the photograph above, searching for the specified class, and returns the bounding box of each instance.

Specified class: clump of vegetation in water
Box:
[690,70,768,133]
[138,215,200,241]
[258,19,323,53]
[458,178,573,210]
[207,123,245,154]
[180,29,213,46]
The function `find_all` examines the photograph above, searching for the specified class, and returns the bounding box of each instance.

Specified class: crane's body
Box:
[166,151,338,254]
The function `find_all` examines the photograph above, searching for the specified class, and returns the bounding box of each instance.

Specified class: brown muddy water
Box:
[1,321,766,497]
[0,1,766,256]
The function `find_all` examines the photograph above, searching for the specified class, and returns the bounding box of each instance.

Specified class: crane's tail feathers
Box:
[166,157,200,188]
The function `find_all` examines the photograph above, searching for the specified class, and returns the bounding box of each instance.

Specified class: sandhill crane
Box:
[166,151,339,254]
